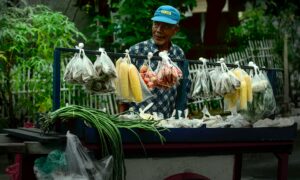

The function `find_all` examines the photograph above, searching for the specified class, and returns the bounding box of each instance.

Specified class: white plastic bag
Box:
[64,44,96,84]
[34,131,113,180]
[63,131,113,180]
[192,58,211,97]
[85,48,117,93]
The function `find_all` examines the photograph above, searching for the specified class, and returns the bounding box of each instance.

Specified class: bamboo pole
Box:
[283,33,290,114]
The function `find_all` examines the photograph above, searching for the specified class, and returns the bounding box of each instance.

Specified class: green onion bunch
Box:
[40,105,165,180]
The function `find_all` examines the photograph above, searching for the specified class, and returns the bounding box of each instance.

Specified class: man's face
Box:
[152,21,179,48]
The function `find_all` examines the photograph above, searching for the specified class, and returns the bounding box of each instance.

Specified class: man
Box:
[128,5,186,118]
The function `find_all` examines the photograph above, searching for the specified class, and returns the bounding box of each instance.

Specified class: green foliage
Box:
[225,1,300,71]
[0,1,86,127]
[226,5,277,50]
[89,0,196,52]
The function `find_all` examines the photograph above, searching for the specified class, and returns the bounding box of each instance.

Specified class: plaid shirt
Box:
[129,38,185,118]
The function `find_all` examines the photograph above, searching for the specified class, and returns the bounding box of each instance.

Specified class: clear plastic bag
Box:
[242,71,276,122]
[191,58,211,97]
[34,131,113,180]
[155,51,183,89]
[139,52,158,90]
[64,48,96,84]
[210,61,240,96]
[224,67,253,112]
[116,51,153,103]
[250,65,268,93]
[64,131,113,180]
[85,48,117,93]
[94,48,117,79]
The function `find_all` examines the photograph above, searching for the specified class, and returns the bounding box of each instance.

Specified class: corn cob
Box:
[119,60,130,99]
[129,64,143,103]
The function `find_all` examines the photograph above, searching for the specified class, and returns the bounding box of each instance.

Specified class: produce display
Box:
[62,45,278,124]
[35,45,291,180]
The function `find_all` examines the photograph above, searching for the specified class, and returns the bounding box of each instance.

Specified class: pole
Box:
[283,33,289,114]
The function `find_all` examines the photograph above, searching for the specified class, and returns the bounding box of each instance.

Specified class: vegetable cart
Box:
[1,46,298,180]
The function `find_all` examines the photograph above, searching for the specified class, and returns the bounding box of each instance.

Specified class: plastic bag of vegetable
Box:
[115,50,152,103]
[242,71,276,123]
[85,48,117,93]
[210,60,240,96]
[249,62,268,93]
[63,43,96,84]
[94,48,117,79]
[192,58,211,97]
[139,52,158,90]
[155,51,183,89]
[224,66,253,112]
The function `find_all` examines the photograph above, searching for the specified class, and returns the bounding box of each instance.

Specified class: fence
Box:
[188,40,284,112]
[0,40,288,122]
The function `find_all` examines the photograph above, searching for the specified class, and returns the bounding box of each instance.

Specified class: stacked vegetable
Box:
[40,105,165,180]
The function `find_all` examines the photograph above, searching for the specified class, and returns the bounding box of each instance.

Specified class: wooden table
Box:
[1,124,297,180]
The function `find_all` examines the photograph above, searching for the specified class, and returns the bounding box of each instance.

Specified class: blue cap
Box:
[151,5,180,25]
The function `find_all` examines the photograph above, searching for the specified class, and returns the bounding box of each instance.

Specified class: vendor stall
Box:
[1,45,298,180]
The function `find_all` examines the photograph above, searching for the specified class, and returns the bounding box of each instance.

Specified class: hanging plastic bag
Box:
[249,62,268,93]
[116,50,153,103]
[209,65,222,96]
[63,131,113,180]
[191,57,211,97]
[63,43,96,84]
[139,52,158,90]
[210,59,240,96]
[224,64,253,112]
[85,48,117,93]
[242,70,276,123]
[94,48,117,79]
[155,51,183,89]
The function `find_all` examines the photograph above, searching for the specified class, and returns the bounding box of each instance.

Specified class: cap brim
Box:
[151,16,177,24]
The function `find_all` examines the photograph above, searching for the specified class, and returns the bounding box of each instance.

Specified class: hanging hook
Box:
[78,43,84,49]
[124,49,131,63]
[234,61,240,68]
[99,47,105,53]
[147,52,153,60]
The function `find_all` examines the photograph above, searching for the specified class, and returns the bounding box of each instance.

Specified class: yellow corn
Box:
[240,80,247,110]
[115,57,122,93]
[245,75,253,103]
[119,60,130,99]
[224,92,238,110]
[129,64,143,103]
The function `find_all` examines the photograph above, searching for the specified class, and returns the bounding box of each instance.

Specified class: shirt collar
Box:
[150,38,175,55]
